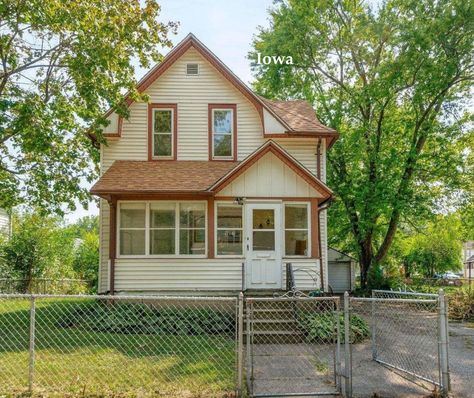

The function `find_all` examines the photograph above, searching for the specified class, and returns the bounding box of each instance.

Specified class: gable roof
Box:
[209,140,333,200]
[99,33,338,147]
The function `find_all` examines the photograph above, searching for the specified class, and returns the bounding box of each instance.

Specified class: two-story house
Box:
[90,34,338,295]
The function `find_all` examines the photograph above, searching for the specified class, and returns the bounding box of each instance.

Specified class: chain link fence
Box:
[345,290,449,397]
[0,294,239,397]
[0,291,451,398]
[245,296,342,397]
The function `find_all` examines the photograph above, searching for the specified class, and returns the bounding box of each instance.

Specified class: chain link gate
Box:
[345,290,450,397]
[245,296,342,397]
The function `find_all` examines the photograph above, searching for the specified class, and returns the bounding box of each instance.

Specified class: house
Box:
[0,208,10,237]
[327,247,356,293]
[90,34,338,295]
[464,241,474,279]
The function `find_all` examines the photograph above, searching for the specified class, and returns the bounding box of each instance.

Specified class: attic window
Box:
[186,63,199,75]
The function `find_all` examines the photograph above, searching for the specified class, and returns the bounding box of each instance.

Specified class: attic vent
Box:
[186,63,199,75]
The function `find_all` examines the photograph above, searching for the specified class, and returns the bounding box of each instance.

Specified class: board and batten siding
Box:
[98,47,327,293]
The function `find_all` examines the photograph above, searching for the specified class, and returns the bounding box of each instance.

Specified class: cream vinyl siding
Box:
[216,152,322,198]
[98,46,328,293]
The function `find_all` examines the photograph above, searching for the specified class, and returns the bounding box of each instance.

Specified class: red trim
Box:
[148,103,178,161]
[310,199,320,259]
[208,104,237,161]
[210,141,333,199]
[207,197,215,259]
[108,199,117,294]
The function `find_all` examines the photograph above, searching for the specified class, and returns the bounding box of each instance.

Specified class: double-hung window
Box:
[209,104,236,160]
[284,204,310,257]
[150,104,176,159]
[119,203,146,255]
[216,204,243,256]
[119,202,206,256]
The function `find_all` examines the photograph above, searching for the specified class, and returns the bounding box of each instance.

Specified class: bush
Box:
[58,301,235,336]
[298,312,370,343]
[448,288,474,321]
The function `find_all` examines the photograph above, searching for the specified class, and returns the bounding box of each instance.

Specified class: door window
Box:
[252,209,275,251]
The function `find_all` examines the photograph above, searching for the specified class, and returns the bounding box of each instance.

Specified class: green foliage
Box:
[394,215,463,277]
[250,0,474,287]
[73,231,99,291]
[0,0,177,214]
[0,212,75,288]
[59,302,235,336]
[298,312,369,344]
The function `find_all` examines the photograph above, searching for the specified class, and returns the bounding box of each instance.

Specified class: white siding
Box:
[216,152,322,198]
[98,46,329,293]
[0,208,9,236]
[263,108,286,133]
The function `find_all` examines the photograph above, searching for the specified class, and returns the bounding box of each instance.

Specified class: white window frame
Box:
[117,201,207,259]
[283,202,311,258]
[152,108,174,159]
[215,202,245,258]
[211,108,234,160]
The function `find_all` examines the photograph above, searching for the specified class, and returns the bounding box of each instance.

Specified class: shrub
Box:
[448,288,474,321]
[298,312,370,343]
[58,301,235,336]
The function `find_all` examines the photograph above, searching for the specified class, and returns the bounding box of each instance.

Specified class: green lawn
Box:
[0,298,237,397]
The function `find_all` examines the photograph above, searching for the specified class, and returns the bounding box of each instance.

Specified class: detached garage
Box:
[328,247,356,293]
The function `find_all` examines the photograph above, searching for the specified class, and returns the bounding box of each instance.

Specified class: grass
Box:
[0,298,237,397]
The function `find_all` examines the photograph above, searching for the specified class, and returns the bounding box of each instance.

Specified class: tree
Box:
[0,0,177,213]
[250,0,474,287]
[0,212,75,291]
[396,215,463,277]
[73,231,99,291]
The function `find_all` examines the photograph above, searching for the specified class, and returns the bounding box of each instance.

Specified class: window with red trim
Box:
[209,104,236,160]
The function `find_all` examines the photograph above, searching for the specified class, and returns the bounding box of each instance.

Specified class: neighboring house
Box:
[90,34,339,295]
[327,247,356,293]
[463,241,474,279]
[0,208,10,237]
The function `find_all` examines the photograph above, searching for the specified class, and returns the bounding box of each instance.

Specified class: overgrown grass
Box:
[0,298,237,397]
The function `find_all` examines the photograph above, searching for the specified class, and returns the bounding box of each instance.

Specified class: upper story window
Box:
[209,104,236,161]
[148,104,177,160]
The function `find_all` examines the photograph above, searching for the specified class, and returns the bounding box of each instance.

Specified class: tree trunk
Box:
[359,238,374,289]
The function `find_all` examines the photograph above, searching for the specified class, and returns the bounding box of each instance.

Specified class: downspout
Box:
[317,199,333,292]
[316,138,322,180]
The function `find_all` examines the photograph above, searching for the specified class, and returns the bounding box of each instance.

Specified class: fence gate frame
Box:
[245,295,343,398]
[344,290,450,398]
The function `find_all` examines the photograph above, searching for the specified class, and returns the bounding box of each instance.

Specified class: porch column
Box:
[108,198,117,294]
[207,197,215,258]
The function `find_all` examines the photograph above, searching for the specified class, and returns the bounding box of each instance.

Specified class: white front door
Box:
[245,203,282,289]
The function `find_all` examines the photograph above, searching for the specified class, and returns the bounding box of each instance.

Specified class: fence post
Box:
[344,291,352,398]
[246,299,253,396]
[334,299,342,393]
[28,295,36,393]
[438,289,449,396]
[371,290,377,360]
[237,292,244,397]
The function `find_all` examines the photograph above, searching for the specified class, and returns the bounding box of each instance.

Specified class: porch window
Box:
[150,203,175,255]
[118,202,206,257]
[284,204,309,256]
[216,205,243,256]
[209,104,236,160]
[119,203,146,255]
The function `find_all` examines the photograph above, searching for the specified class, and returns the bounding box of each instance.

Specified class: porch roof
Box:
[90,160,238,197]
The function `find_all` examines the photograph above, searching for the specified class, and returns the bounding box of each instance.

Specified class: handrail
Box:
[286,263,296,293]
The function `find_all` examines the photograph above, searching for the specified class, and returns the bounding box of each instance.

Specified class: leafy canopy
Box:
[0,0,177,214]
[251,0,474,285]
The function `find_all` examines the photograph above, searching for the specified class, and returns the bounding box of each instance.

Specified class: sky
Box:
[65,0,275,223]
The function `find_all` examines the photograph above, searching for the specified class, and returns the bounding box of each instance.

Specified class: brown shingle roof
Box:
[261,98,336,134]
[90,160,239,195]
